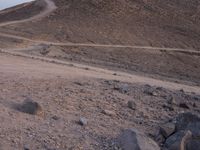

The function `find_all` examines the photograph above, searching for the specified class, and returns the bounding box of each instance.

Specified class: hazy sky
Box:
[0,0,33,10]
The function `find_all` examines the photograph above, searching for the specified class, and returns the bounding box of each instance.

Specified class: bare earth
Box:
[0,0,200,149]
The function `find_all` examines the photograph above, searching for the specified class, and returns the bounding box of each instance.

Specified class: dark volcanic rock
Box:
[175,112,200,132]
[179,103,190,109]
[160,122,176,138]
[164,130,192,150]
[186,138,200,150]
[17,99,43,115]
[163,113,200,150]
[118,129,160,150]
[114,84,129,94]
[155,133,165,145]
[162,104,174,111]
[144,88,158,96]
[127,100,136,110]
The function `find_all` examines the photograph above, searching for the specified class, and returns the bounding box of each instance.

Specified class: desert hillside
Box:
[0,0,200,149]
[1,0,200,49]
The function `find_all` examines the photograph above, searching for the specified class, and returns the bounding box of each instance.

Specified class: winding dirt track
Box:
[0,0,199,54]
[1,32,200,54]
[0,0,57,27]
[0,0,200,94]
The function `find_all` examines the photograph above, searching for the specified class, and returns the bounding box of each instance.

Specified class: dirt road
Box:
[0,0,199,54]
[0,32,200,54]
[0,0,57,27]
[0,0,199,94]
[1,49,200,94]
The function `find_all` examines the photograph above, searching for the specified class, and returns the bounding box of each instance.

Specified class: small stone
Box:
[159,122,175,138]
[120,85,129,93]
[52,115,59,120]
[152,91,158,96]
[192,103,197,108]
[192,95,200,101]
[144,88,158,96]
[18,98,43,115]
[127,101,136,110]
[155,133,165,145]
[114,84,129,94]
[74,82,83,86]
[102,109,115,116]
[24,147,30,150]
[79,117,87,126]
[84,67,89,70]
[179,103,190,109]
[166,95,175,105]
[162,104,174,111]
[156,87,165,91]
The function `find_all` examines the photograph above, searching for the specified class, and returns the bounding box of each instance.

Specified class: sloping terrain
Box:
[1,0,200,48]
[0,0,199,85]
[0,0,200,149]
[25,45,200,85]
[0,0,45,23]
[0,53,200,149]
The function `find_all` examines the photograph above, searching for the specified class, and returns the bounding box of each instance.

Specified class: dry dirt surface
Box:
[0,0,200,149]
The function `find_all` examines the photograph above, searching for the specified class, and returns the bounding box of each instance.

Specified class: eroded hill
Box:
[1,0,200,49]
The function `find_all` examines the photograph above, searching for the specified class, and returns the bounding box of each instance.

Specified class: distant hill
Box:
[1,0,200,49]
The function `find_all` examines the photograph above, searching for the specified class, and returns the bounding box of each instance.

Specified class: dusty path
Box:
[0,53,200,94]
[0,0,199,54]
[0,0,200,94]
[0,31,200,55]
[1,49,200,94]
[0,0,57,27]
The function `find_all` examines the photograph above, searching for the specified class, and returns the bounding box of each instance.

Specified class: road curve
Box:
[0,0,57,27]
[0,32,200,55]
[0,0,199,54]
[0,50,200,94]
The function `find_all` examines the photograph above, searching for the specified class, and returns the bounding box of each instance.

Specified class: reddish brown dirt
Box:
[0,0,45,23]
[0,0,200,149]
[0,54,200,149]
[1,0,200,49]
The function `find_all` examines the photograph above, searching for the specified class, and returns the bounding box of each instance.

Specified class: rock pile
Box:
[156,112,200,150]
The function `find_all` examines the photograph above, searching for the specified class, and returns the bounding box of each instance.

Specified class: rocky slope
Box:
[0,0,200,149]
[1,0,200,49]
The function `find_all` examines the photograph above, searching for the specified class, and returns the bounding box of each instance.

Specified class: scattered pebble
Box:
[102,109,115,116]
[179,102,190,109]
[127,101,136,110]
[79,117,87,126]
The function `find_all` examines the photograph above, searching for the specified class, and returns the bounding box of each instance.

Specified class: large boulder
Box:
[186,139,200,150]
[118,129,160,150]
[164,130,192,150]
[163,113,200,150]
[175,112,200,137]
